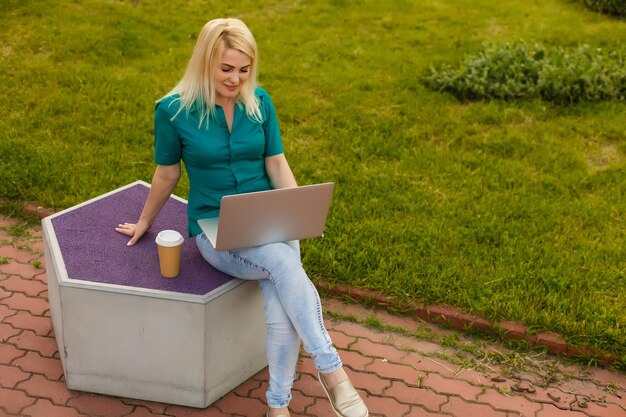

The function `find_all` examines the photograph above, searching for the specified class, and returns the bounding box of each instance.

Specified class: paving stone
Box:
[401,351,458,377]
[24,227,42,240]
[0,364,30,388]
[121,406,168,417]
[0,276,47,297]
[374,308,423,332]
[0,262,42,279]
[404,406,451,417]
[440,396,508,417]
[321,297,352,310]
[588,367,626,388]
[324,298,371,321]
[165,405,230,417]
[287,388,316,414]
[4,310,52,336]
[387,334,444,355]
[571,399,626,417]
[327,328,358,350]
[338,349,376,371]
[0,302,18,321]
[0,287,11,300]
[0,292,49,316]
[0,230,13,243]
[7,329,58,358]
[421,372,484,401]
[332,321,390,344]
[214,394,266,416]
[252,366,270,382]
[247,381,269,403]
[0,343,24,365]
[384,380,448,411]
[454,368,491,386]
[349,369,392,395]
[0,322,21,342]
[66,393,134,417]
[522,386,577,410]
[304,396,336,416]
[0,409,22,417]
[20,398,89,417]
[294,355,318,378]
[557,379,610,400]
[17,374,79,406]
[13,351,64,380]
[33,271,48,284]
[0,386,37,415]
[0,216,18,227]
[30,241,46,255]
[365,359,423,386]
[120,398,168,414]
[362,392,411,416]
[233,377,263,397]
[292,372,326,398]
[607,392,626,411]
[535,403,589,416]
[350,337,409,363]
[0,246,38,263]
[477,387,542,417]
[513,372,550,388]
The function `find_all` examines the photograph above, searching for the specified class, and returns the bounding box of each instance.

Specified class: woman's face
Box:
[213,48,251,101]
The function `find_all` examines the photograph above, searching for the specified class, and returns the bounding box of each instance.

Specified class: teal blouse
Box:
[153,87,284,237]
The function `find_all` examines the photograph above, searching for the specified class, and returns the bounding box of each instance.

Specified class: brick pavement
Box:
[0,214,625,417]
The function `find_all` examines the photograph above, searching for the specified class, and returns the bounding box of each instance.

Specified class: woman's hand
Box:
[115,219,152,246]
[115,164,181,247]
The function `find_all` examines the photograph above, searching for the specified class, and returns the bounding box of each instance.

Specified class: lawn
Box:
[1,0,624,368]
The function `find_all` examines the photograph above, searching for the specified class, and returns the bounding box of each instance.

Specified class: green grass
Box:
[5,222,31,239]
[1,0,625,367]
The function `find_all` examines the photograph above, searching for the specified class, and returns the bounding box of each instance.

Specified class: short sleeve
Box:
[260,90,284,157]
[153,100,182,165]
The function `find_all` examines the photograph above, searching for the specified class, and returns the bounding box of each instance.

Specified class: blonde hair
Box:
[162,18,261,127]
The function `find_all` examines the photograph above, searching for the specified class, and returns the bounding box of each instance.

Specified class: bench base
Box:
[43,181,268,407]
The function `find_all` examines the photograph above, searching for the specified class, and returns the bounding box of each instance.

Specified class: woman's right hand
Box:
[115,219,151,246]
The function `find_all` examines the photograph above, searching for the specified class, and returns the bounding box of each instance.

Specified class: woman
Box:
[115,18,368,417]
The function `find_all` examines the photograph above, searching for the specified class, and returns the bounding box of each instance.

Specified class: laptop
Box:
[197,183,334,251]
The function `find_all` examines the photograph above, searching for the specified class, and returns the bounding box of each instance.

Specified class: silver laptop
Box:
[197,183,334,251]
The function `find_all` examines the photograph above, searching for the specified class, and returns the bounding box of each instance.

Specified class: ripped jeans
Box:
[195,233,342,408]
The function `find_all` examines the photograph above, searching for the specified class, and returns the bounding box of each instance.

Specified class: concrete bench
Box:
[43,181,267,408]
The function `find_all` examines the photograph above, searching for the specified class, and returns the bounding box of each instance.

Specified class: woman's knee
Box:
[260,281,295,327]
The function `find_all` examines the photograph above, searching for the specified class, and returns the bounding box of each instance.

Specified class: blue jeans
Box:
[195,233,342,408]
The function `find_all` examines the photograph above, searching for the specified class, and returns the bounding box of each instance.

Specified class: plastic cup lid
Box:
[155,230,184,247]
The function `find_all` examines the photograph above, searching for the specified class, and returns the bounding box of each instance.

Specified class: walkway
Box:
[0,214,625,417]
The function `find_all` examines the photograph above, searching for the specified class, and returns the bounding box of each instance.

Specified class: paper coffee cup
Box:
[155,230,184,278]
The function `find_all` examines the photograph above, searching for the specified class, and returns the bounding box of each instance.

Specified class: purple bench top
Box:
[50,183,235,295]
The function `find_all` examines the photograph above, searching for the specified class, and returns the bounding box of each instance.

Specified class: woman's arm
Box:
[115,163,181,245]
[265,153,297,189]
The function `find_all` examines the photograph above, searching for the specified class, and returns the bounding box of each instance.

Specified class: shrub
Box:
[584,0,626,17]
[422,41,626,104]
